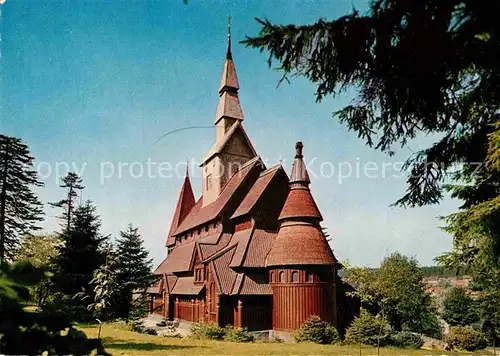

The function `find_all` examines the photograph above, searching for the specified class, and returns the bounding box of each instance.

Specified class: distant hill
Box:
[420,266,468,277]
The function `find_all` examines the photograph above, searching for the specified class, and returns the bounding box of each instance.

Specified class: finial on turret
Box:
[295,141,303,158]
[226,16,232,59]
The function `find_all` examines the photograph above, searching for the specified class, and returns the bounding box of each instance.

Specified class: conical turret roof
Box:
[266,142,336,267]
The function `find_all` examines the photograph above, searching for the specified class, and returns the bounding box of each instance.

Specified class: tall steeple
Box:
[215,16,243,137]
[165,166,196,247]
[201,19,257,206]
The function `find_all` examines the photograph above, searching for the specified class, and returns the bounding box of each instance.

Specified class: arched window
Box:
[306,272,314,282]
[292,271,299,283]
[279,271,285,283]
[270,272,275,282]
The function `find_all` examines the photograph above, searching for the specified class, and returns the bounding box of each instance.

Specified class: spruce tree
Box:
[51,200,107,320]
[0,134,44,265]
[50,172,84,230]
[114,224,155,321]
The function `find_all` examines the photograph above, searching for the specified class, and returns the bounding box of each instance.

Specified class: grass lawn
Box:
[78,323,491,356]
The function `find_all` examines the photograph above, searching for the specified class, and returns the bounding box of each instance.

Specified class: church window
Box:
[292,271,299,283]
[206,174,212,190]
[205,225,209,232]
[279,271,285,283]
[306,272,314,282]
[198,228,201,235]
[270,272,275,282]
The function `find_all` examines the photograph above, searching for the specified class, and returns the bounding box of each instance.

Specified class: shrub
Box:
[144,328,158,335]
[445,326,488,351]
[390,331,423,349]
[224,326,254,342]
[295,315,340,344]
[345,310,390,346]
[190,322,225,340]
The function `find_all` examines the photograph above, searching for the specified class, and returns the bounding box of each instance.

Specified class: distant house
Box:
[148,29,357,332]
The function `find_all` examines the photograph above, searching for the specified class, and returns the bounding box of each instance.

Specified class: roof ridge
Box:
[197,230,223,246]
[201,122,258,165]
[217,156,261,196]
[204,241,237,262]
[259,163,282,177]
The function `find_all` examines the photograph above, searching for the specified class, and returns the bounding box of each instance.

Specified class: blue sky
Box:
[1,0,459,267]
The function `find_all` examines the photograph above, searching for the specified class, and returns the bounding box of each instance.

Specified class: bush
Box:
[129,319,157,335]
[445,326,488,351]
[345,310,390,346]
[390,331,423,349]
[190,322,225,340]
[295,316,340,344]
[224,326,254,342]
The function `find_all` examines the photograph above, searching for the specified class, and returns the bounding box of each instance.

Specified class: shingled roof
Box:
[198,232,232,261]
[211,246,238,295]
[231,165,282,219]
[242,229,277,268]
[174,157,262,235]
[166,168,196,247]
[266,142,336,267]
[154,241,196,275]
[170,277,204,295]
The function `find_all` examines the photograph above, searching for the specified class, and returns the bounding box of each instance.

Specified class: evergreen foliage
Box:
[190,322,226,340]
[478,278,500,348]
[0,261,107,355]
[442,287,479,326]
[50,201,107,321]
[223,326,255,343]
[0,134,44,265]
[345,309,389,347]
[49,172,84,230]
[113,224,155,322]
[295,315,340,344]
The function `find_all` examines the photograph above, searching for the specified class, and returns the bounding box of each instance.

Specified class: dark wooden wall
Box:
[270,267,336,331]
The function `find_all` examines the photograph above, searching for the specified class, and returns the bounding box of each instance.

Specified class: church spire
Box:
[215,16,243,125]
[218,16,240,96]
[165,167,196,247]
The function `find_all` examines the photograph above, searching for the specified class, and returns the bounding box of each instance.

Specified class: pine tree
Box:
[51,201,107,321]
[50,172,84,230]
[113,224,155,322]
[0,135,44,265]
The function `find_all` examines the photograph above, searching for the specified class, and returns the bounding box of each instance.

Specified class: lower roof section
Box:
[154,241,196,275]
[170,277,205,295]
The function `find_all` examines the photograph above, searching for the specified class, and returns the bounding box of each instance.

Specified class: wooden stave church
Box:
[148,31,357,333]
